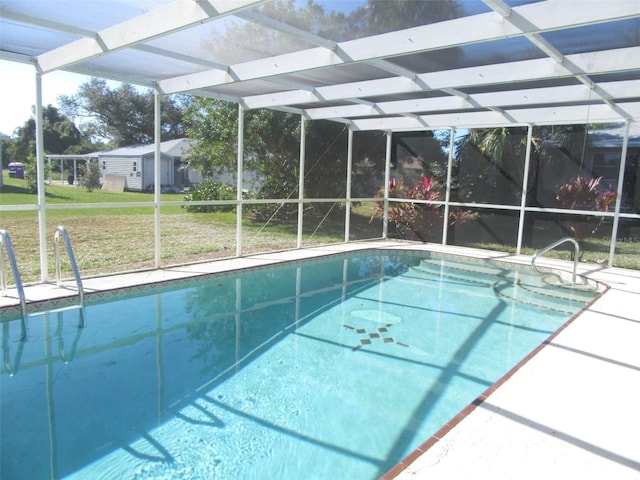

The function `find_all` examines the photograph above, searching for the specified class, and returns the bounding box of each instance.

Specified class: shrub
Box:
[555,176,617,240]
[555,176,616,211]
[183,180,236,213]
[23,153,41,194]
[372,176,475,241]
[77,160,101,192]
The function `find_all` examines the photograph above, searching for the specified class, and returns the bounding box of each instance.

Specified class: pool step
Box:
[410,258,508,286]
[491,280,593,314]
[514,279,596,302]
[410,258,597,313]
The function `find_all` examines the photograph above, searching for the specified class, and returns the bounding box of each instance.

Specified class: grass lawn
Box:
[0,173,184,209]
[0,173,380,283]
[1,172,637,284]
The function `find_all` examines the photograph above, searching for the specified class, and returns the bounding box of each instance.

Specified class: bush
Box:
[183,180,236,213]
[372,176,475,241]
[249,172,299,221]
[555,176,616,211]
[77,160,101,192]
[555,176,617,241]
[23,153,41,194]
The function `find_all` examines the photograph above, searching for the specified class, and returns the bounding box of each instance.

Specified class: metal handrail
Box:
[54,226,84,305]
[0,229,26,319]
[531,237,580,284]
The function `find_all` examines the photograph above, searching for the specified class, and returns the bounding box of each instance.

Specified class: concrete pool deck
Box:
[1,241,639,478]
[386,253,640,479]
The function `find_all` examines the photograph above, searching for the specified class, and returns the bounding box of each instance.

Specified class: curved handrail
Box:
[54,226,84,306]
[0,229,27,320]
[531,237,579,284]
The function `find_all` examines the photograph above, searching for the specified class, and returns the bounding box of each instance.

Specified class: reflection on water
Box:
[1,255,410,479]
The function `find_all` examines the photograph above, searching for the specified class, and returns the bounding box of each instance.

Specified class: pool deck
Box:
[1,241,639,478]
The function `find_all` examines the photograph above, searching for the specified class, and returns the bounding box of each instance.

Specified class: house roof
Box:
[97,138,193,157]
[1,1,639,132]
[589,123,640,149]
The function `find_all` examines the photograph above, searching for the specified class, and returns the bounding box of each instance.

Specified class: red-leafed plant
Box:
[555,176,617,240]
[373,176,474,241]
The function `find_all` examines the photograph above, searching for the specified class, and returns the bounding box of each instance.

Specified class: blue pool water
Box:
[0,251,600,479]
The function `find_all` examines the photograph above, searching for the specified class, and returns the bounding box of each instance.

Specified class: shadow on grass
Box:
[0,184,31,195]
[1,183,72,201]
[245,209,382,238]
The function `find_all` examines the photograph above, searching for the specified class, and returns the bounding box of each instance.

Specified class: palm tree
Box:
[456,125,592,207]
[455,127,531,205]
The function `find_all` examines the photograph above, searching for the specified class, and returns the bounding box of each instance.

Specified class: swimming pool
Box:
[0,250,602,479]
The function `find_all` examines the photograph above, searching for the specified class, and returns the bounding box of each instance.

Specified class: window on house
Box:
[133,161,137,172]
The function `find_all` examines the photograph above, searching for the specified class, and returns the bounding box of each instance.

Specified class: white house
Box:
[97,138,201,192]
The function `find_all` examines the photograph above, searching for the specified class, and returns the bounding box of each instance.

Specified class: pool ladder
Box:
[54,226,84,305]
[531,237,580,284]
[0,227,84,320]
[0,229,27,319]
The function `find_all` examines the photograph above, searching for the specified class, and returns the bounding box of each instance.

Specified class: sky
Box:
[0,59,91,137]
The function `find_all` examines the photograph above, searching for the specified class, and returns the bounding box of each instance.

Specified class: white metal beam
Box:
[304,80,640,121]
[511,0,640,30]
[350,102,640,131]
[382,131,392,239]
[243,46,640,111]
[154,93,162,268]
[608,121,631,267]
[36,0,267,73]
[507,103,632,125]
[0,9,96,38]
[297,117,306,249]
[160,46,344,93]
[236,104,245,257]
[35,73,48,282]
[344,127,353,243]
[485,0,636,122]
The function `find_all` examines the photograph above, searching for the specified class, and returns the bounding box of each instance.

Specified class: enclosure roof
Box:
[1,0,639,131]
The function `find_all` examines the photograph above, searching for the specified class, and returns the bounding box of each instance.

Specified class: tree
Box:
[183,99,303,217]
[456,124,595,207]
[59,78,191,147]
[6,105,83,162]
[374,176,445,241]
[455,127,532,205]
[372,175,476,242]
[346,0,463,38]
[183,98,250,179]
[183,0,465,217]
[183,98,386,218]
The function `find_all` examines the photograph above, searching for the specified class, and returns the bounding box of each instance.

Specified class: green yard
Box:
[1,171,638,284]
[0,172,381,283]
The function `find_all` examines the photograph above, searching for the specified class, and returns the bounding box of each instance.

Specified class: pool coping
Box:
[2,240,639,478]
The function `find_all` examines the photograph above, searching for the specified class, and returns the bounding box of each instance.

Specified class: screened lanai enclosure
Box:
[1,0,639,283]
